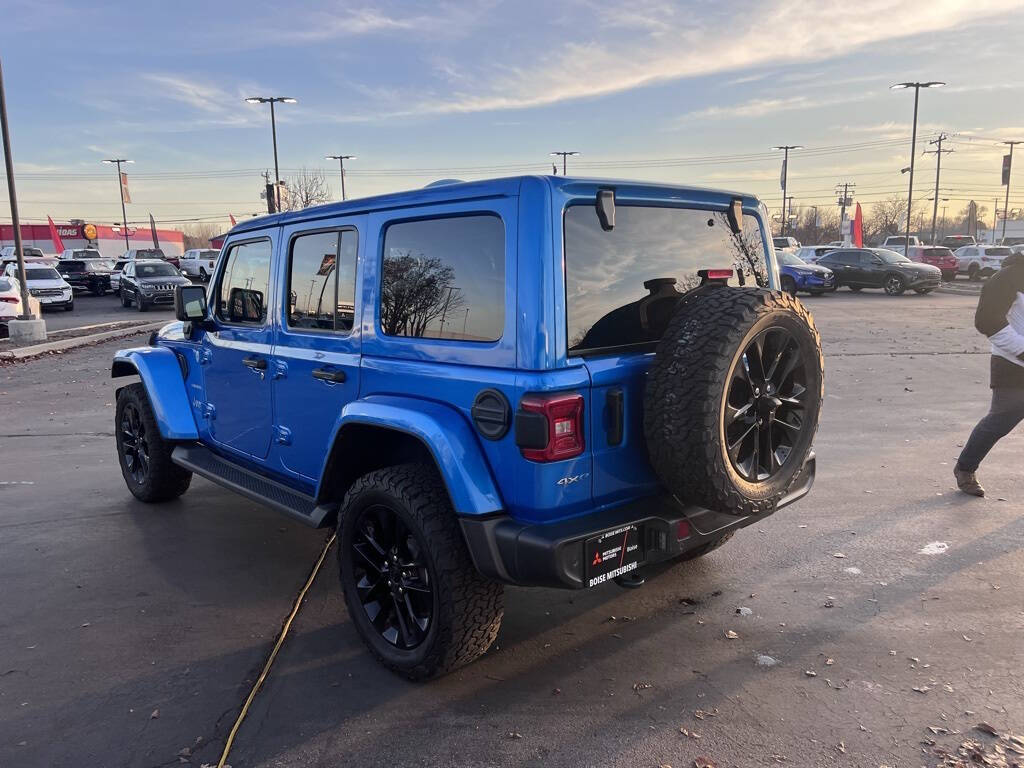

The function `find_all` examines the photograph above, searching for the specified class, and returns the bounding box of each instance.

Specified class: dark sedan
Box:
[118,259,191,311]
[56,259,114,295]
[817,248,941,295]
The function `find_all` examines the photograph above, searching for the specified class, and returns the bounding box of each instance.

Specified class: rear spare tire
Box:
[644,286,823,516]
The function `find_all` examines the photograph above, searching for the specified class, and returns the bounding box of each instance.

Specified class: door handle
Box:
[242,356,267,370]
[312,367,346,383]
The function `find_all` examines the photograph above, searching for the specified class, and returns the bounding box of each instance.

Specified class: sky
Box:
[2,0,1024,232]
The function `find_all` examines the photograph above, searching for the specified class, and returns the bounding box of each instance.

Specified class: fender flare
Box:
[325,395,503,516]
[111,347,199,440]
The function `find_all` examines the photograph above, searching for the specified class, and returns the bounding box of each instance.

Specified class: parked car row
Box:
[779,246,942,297]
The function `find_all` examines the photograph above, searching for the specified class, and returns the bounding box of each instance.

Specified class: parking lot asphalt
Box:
[1,290,1021,768]
[38,290,179,333]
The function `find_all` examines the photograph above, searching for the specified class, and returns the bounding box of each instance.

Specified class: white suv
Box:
[2,260,74,311]
[956,245,1012,280]
[179,248,219,280]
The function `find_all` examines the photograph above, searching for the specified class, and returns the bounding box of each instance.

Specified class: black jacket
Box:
[974,253,1024,388]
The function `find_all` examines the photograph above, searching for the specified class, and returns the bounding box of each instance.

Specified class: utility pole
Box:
[325,154,356,201]
[924,133,953,244]
[836,182,856,241]
[1002,140,1023,243]
[103,158,133,251]
[773,145,802,236]
[550,151,580,175]
[0,53,40,336]
[994,198,1000,245]
[809,205,818,244]
[891,81,945,248]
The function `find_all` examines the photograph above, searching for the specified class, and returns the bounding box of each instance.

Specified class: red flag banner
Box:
[229,214,237,227]
[47,216,65,254]
[853,203,863,248]
[120,172,132,204]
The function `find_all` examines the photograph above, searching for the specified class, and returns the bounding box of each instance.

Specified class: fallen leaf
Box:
[825,658,834,666]
[694,758,717,768]
[804,670,817,677]
[633,682,653,692]
[724,630,738,639]
[974,722,998,737]
[912,686,930,694]
[150,709,160,719]
[962,634,972,642]
[680,728,701,739]
[507,731,523,739]
[836,741,846,754]
[832,552,847,559]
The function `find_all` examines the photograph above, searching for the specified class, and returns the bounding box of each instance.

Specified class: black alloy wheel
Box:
[884,274,905,295]
[724,326,808,482]
[349,503,434,650]
[119,402,150,485]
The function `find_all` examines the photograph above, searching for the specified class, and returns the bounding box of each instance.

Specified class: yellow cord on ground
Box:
[217,532,337,768]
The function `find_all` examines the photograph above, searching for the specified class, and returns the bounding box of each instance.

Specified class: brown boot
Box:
[954,466,985,497]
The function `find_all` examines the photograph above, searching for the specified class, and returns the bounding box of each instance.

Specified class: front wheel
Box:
[884,274,905,295]
[136,295,148,312]
[115,383,192,502]
[64,301,74,312]
[338,463,504,680]
[199,268,208,281]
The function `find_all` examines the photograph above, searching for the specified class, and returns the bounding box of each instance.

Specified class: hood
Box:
[793,263,832,275]
[26,278,70,289]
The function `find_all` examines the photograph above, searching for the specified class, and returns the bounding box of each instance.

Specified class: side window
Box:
[286,229,358,332]
[217,239,272,324]
[380,215,504,342]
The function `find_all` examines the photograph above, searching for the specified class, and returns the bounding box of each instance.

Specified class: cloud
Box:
[677,91,872,123]
[141,74,237,114]
[373,0,1021,116]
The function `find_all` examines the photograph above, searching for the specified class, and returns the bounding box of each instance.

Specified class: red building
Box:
[0,221,185,259]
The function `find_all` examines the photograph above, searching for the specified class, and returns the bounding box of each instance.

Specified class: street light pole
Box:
[773,145,802,236]
[245,96,297,209]
[103,158,133,251]
[0,54,34,322]
[891,81,945,249]
[325,154,356,200]
[1002,140,1023,242]
[550,151,580,175]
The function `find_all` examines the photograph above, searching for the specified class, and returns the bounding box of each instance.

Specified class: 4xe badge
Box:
[556,472,589,487]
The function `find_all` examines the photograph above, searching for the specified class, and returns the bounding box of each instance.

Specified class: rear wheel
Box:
[884,274,905,295]
[338,463,504,679]
[115,383,192,503]
[199,267,208,281]
[941,270,957,282]
[645,287,823,516]
[968,263,981,281]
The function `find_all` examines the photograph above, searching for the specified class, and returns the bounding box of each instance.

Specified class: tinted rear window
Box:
[565,205,768,354]
[380,215,504,342]
[987,247,1012,256]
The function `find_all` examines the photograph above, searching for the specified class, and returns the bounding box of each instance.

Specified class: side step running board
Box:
[171,444,337,528]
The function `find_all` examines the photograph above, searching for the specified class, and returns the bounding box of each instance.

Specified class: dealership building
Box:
[0,221,185,259]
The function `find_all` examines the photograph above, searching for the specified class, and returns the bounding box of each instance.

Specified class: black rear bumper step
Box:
[461,453,815,590]
[171,444,336,528]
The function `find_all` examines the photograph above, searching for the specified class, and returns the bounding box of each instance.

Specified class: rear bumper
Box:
[461,453,815,589]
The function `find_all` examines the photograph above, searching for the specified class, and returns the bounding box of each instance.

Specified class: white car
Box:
[955,245,1013,280]
[179,248,219,280]
[773,236,800,254]
[3,260,74,311]
[794,245,838,264]
[0,275,25,328]
[110,259,128,294]
[59,248,104,260]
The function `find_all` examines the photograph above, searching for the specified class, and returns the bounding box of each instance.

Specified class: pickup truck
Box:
[880,235,922,256]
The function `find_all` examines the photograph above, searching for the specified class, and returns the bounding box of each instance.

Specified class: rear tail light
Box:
[515,393,585,462]
[1,296,19,304]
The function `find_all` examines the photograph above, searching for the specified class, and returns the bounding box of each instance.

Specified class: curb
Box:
[936,283,983,296]
[0,321,166,361]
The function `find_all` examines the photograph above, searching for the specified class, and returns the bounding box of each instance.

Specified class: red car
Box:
[906,246,958,281]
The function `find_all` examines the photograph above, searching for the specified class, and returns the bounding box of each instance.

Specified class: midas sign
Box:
[82,223,98,240]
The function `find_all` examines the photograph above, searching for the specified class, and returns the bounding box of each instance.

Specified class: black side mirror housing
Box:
[596,189,615,231]
[727,198,743,234]
[175,284,208,322]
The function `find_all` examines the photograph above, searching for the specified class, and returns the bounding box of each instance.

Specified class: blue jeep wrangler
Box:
[112,176,822,679]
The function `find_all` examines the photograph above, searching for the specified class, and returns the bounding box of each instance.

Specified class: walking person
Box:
[955,252,1024,496]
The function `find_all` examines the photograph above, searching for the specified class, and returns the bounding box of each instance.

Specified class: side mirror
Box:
[596,188,615,231]
[175,284,208,322]
[727,198,743,234]
[228,286,265,323]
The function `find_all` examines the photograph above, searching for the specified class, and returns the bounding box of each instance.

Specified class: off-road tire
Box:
[115,383,192,503]
[337,463,504,680]
[679,532,734,562]
[644,286,823,517]
[884,274,906,295]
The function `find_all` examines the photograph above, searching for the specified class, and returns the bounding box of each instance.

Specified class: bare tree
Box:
[181,222,223,250]
[281,167,331,211]
[380,252,466,338]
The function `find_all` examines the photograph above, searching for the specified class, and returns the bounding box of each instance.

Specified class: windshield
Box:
[85,261,113,272]
[923,248,954,259]
[24,248,44,258]
[565,204,769,354]
[135,249,165,259]
[135,262,179,277]
[874,249,911,264]
[773,238,792,248]
[74,250,100,258]
[26,268,61,280]
[0,278,12,291]
[777,252,806,266]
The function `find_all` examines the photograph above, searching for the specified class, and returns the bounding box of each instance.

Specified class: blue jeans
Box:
[958,388,1024,472]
